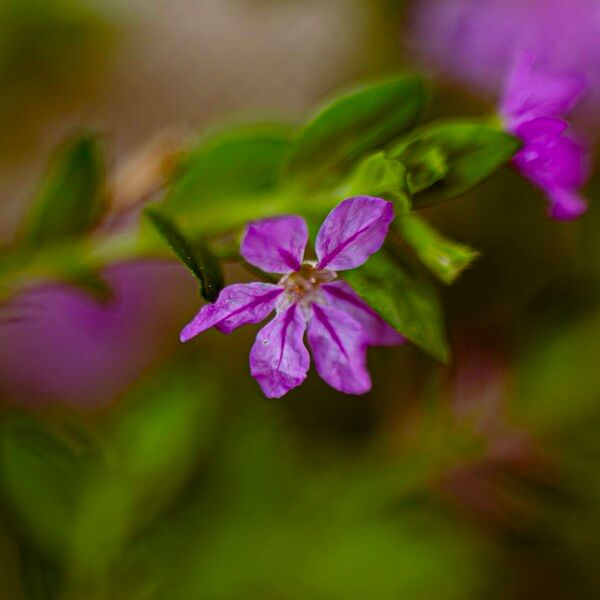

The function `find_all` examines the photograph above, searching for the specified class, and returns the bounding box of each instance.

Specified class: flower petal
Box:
[180,283,282,341]
[501,50,587,128]
[321,281,404,346]
[250,304,310,398]
[308,303,371,395]
[315,196,394,271]
[241,215,308,273]
[547,188,588,221]
[515,117,567,145]
[514,134,587,191]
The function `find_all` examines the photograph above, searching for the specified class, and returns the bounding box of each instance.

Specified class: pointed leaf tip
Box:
[145,208,224,302]
[21,133,106,247]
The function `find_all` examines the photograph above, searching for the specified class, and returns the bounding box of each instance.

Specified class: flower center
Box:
[279,262,336,302]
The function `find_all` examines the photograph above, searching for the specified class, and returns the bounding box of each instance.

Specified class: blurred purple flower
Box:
[501,52,589,220]
[0,262,196,407]
[410,0,600,119]
[181,197,404,398]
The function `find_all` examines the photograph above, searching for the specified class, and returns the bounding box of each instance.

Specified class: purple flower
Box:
[180,197,404,398]
[500,52,589,220]
[0,262,196,406]
[410,0,600,127]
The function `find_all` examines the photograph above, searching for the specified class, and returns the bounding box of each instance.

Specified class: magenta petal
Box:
[321,281,404,347]
[250,304,309,398]
[514,135,586,191]
[547,188,588,221]
[315,197,394,271]
[501,51,587,128]
[546,136,587,189]
[241,215,308,274]
[515,117,567,145]
[180,283,282,341]
[308,303,371,395]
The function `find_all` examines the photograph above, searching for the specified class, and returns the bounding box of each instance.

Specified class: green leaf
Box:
[344,250,450,363]
[21,133,106,247]
[68,364,219,580]
[517,306,600,429]
[390,120,519,208]
[0,417,92,558]
[404,144,448,194]
[285,74,426,185]
[145,208,224,302]
[21,550,62,600]
[56,264,112,303]
[162,122,295,215]
[0,244,112,305]
[341,151,411,214]
[396,214,479,285]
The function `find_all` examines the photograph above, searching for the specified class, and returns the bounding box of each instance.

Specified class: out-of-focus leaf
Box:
[344,250,450,363]
[112,366,218,496]
[178,514,489,600]
[404,144,448,193]
[301,516,489,600]
[0,417,92,559]
[68,364,219,583]
[147,407,489,600]
[390,120,519,207]
[0,519,22,599]
[341,151,411,214]
[145,208,224,302]
[162,123,295,215]
[20,133,106,247]
[21,550,61,600]
[57,265,112,303]
[285,74,425,185]
[0,245,112,305]
[517,306,600,429]
[396,214,479,285]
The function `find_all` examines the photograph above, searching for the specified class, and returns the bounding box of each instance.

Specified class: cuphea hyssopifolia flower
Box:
[500,51,589,220]
[180,197,405,398]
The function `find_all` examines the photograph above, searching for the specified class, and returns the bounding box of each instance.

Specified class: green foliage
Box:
[345,249,450,363]
[285,74,425,186]
[517,306,600,429]
[0,76,522,308]
[0,417,93,559]
[124,402,490,600]
[58,266,112,303]
[341,151,411,213]
[0,363,219,597]
[396,214,479,284]
[404,144,448,194]
[152,122,309,236]
[391,120,519,207]
[68,364,219,584]
[21,550,61,600]
[0,245,112,306]
[20,133,106,247]
[145,208,224,302]
[163,123,295,216]
[0,134,112,304]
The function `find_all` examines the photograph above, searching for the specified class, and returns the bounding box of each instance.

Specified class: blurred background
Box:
[0,1,599,598]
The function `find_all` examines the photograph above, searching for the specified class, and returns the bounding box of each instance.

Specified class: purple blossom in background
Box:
[500,52,589,220]
[0,263,196,406]
[181,197,404,398]
[410,0,600,125]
